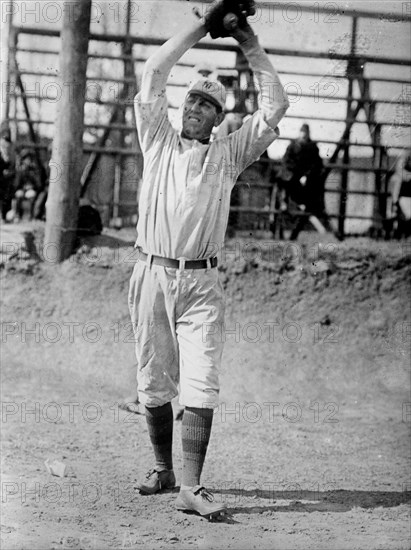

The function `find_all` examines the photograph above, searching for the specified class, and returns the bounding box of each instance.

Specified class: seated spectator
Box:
[12,149,43,221]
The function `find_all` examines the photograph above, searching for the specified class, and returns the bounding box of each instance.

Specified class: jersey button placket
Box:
[188,144,199,181]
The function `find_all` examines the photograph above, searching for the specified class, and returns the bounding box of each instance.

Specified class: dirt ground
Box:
[1,222,410,550]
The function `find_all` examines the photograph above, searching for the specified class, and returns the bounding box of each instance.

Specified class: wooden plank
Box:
[223,206,391,222]
[9,88,411,110]
[15,69,47,182]
[15,69,136,84]
[13,25,411,66]
[13,138,403,167]
[10,120,406,152]
[14,47,411,85]
[174,0,411,23]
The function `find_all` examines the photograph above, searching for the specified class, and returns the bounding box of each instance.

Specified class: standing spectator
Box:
[32,142,53,221]
[277,123,326,239]
[0,128,15,221]
[390,148,411,238]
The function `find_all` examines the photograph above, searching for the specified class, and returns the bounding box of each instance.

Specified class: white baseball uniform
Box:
[129,36,284,408]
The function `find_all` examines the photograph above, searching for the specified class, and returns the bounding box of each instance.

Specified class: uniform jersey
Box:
[134,36,281,260]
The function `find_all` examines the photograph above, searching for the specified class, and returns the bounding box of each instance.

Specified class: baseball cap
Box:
[187,78,226,111]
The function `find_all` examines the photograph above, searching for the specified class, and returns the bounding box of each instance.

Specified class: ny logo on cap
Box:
[203,81,215,91]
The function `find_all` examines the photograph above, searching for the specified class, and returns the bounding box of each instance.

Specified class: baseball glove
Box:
[198,1,257,39]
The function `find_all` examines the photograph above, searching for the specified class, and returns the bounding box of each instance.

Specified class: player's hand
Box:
[229,20,256,44]
[195,0,256,40]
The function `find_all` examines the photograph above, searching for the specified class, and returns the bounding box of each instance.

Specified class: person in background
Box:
[32,142,53,221]
[0,128,16,222]
[390,148,411,238]
[277,123,326,239]
[12,149,43,221]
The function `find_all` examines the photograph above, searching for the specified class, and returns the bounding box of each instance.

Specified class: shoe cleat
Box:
[175,485,227,519]
[207,509,228,521]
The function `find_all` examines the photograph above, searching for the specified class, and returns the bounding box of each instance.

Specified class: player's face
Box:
[182,94,223,141]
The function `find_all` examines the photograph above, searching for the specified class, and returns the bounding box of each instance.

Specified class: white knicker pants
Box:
[128,260,225,408]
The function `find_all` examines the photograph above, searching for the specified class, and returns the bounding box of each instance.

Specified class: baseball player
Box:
[129,1,289,519]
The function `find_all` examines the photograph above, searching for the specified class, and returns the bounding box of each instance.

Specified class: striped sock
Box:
[181,407,213,488]
[145,403,173,471]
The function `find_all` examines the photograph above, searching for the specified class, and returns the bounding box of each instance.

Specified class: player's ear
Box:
[214,112,225,127]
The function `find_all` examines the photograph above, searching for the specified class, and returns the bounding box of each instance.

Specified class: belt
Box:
[137,249,218,270]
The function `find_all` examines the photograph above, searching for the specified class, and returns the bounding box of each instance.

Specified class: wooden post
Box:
[2,2,14,127]
[16,69,47,183]
[8,27,18,144]
[44,0,91,262]
[113,0,142,226]
[338,16,358,240]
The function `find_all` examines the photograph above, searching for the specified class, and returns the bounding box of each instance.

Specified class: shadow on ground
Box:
[214,489,411,514]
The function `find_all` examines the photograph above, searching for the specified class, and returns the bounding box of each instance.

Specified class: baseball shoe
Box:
[135,468,176,495]
[175,486,227,519]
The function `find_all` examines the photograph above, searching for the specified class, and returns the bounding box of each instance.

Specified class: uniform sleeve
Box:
[222,36,287,177]
[226,112,279,176]
[134,93,173,154]
[241,36,289,129]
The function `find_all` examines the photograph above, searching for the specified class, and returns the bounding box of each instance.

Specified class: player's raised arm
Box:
[139,21,208,103]
[230,22,290,129]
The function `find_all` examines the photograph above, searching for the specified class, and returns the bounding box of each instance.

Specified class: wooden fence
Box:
[4,1,411,238]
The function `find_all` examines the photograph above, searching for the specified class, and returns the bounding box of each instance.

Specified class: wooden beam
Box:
[15,68,47,183]
[173,0,411,23]
[12,25,411,66]
[13,47,411,84]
